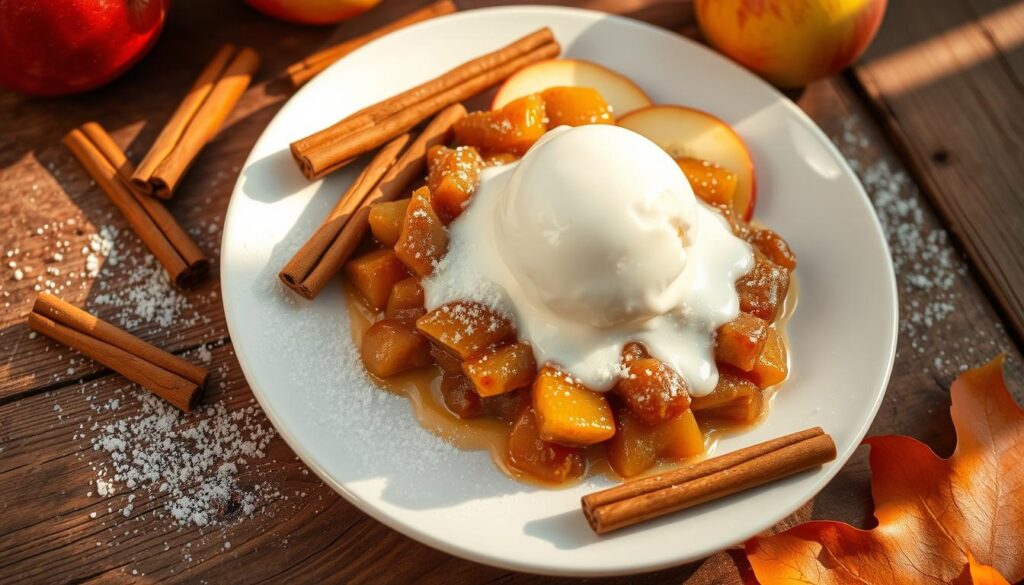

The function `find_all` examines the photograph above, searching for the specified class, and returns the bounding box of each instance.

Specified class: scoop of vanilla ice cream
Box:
[494,125,699,328]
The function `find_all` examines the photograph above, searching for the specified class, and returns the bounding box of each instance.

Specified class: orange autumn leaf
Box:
[745,355,1024,585]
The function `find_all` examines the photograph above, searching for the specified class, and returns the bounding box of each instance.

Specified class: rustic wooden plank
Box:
[851,0,1024,344]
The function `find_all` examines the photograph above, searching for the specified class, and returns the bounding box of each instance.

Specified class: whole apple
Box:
[696,0,887,88]
[246,0,381,25]
[0,0,168,97]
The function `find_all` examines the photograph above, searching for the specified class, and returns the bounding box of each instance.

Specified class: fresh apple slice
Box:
[493,59,652,118]
[617,105,756,221]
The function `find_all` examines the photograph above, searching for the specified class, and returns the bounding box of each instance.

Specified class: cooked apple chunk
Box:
[606,407,704,478]
[359,319,432,378]
[715,313,769,372]
[676,157,738,207]
[344,249,409,311]
[532,366,615,446]
[691,368,758,411]
[427,145,484,221]
[394,187,448,277]
[748,327,788,388]
[462,341,537,397]
[748,228,797,272]
[507,401,585,483]
[540,86,613,126]
[368,198,410,247]
[440,372,483,419]
[416,301,514,359]
[736,253,790,321]
[454,93,547,154]
[615,358,691,426]
[384,276,424,321]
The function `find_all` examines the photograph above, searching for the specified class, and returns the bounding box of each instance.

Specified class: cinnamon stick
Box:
[287,0,458,89]
[28,292,208,412]
[132,44,260,198]
[279,103,466,299]
[582,427,836,535]
[63,123,209,287]
[291,29,559,179]
[278,133,412,299]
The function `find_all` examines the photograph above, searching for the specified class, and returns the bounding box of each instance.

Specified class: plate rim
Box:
[221,4,899,576]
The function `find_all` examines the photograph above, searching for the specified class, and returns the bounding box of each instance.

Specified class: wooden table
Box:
[2,0,1022,582]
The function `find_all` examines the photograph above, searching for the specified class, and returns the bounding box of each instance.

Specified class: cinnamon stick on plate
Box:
[287,0,458,89]
[27,293,208,412]
[279,103,467,299]
[63,123,209,287]
[132,44,260,198]
[291,28,559,180]
[581,427,837,535]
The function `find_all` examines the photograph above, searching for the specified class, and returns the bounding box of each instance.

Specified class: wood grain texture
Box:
[852,0,1024,344]
[1,0,1022,583]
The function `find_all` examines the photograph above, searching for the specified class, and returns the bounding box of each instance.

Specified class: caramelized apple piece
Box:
[615,358,691,425]
[345,249,409,311]
[482,152,519,167]
[368,198,410,247]
[676,157,738,207]
[430,344,463,374]
[701,391,764,425]
[656,409,705,460]
[462,341,537,397]
[621,341,650,366]
[749,327,788,388]
[394,187,448,277]
[359,319,432,378]
[605,407,659,478]
[748,228,797,272]
[737,253,790,321]
[440,372,483,419]
[384,276,424,321]
[532,366,615,446]
[427,145,484,221]
[507,400,585,483]
[691,368,758,411]
[715,313,768,372]
[454,94,547,154]
[416,301,514,359]
[540,87,613,126]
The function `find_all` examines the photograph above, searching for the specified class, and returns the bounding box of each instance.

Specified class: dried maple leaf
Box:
[745,355,1024,585]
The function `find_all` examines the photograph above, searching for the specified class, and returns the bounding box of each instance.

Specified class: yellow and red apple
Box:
[618,106,757,220]
[696,0,887,87]
[493,59,652,118]
[246,0,381,25]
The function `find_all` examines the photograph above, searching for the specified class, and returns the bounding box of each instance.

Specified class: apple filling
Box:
[343,74,796,484]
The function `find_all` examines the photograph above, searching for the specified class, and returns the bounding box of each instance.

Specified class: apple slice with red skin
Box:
[492,59,652,118]
[617,105,757,221]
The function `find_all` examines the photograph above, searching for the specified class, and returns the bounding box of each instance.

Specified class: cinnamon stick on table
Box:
[132,44,260,198]
[63,123,209,287]
[581,427,837,535]
[279,103,467,299]
[287,0,458,89]
[291,28,559,180]
[27,293,208,412]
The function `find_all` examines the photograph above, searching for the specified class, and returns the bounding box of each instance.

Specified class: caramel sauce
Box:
[343,276,797,486]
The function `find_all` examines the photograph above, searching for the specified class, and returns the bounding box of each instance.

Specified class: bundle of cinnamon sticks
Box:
[28,293,208,412]
[290,27,560,180]
[582,427,837,534]
[280,104,467,299]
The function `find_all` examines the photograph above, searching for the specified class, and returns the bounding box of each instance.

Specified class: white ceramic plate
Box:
[222,6,897,576]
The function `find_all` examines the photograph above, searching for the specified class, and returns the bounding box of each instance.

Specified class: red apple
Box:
[246,0,382,26]
[493,59,652,118]
[618,105,757,221]
[0,0,167,97]
[696,0,887,88]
